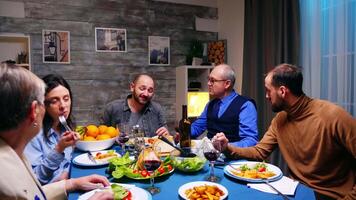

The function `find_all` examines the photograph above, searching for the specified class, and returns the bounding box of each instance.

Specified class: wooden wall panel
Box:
[0,0,217,132]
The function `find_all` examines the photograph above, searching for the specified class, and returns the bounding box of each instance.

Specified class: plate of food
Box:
[108,152,174,180]
[178,181,228,200]
[73,150,120,167]
[224,161,283,182]
[78,183,152,200]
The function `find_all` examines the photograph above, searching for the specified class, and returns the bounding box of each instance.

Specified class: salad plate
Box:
[178,181,228,200]
[73,150,120,167]
[124,167,174,180]
[108,152,174,180]
[224,161,283,183]
[78,183,152,200]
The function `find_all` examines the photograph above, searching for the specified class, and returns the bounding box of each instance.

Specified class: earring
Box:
[33,122,38,127]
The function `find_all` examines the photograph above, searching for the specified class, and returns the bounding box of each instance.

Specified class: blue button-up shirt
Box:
[191,90,258,147]
[24,128,72,184]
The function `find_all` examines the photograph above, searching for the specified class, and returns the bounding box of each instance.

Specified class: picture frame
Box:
[206,39,227,65]
[43,30,70,64]
[148,36,170,65]
[95,27,127,52]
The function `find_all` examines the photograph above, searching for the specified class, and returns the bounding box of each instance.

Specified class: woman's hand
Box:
[65,174,111,192]
[55,131,78,153]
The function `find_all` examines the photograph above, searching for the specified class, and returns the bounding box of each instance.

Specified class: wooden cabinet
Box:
[0,34,31,70]
[175,65,213,121]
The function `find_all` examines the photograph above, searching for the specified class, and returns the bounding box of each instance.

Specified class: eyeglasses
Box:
[207,77,227,84]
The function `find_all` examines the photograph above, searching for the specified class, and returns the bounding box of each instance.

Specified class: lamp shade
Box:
[48,42,56,55]
[187,92,209,117]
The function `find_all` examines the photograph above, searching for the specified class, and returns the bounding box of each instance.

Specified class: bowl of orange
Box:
[75,125,119,151]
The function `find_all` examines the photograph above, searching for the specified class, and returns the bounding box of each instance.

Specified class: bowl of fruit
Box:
[75,125,119,151]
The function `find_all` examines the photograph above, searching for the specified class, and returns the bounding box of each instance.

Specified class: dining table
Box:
[68,145,316,200]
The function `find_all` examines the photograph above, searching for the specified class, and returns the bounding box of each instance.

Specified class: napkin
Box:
[247,176,299,195]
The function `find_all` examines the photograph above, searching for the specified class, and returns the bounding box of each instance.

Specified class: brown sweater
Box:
[227,95,356,200]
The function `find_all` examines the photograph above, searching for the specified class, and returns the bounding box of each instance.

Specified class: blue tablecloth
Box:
[68,147,316,200]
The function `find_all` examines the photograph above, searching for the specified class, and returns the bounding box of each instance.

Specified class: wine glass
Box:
[143,146,162,194]
[116,123,130,155]
[203,140,221,182]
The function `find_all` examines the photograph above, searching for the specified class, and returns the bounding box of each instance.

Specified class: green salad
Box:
[108,153,173,180]
[111,184,131,200]
[172,156,206,172]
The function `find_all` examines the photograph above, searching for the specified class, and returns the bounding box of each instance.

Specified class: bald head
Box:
[132,74,154,86]
[212,64,236,90]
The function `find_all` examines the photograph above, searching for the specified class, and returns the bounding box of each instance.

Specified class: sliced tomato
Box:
[141,170,149,177]
[158,167,165,175]
[123,191,132,200]
[167,164,173,171]
[258,167,266,172]
[132,169,139,174]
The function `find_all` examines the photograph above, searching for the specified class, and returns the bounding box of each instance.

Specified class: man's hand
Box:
[212,132,229,151]
[156,126,170,136]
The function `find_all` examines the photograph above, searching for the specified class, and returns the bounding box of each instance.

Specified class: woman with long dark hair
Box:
[25,74,78,184]
[0,63,113,199]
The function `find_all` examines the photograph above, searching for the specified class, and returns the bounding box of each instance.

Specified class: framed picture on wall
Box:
[43,30,70,64]
[95,27,127,52]
[148,36,170,65]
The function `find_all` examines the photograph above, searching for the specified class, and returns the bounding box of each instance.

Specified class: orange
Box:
[98,125,108,135]
[86,125,99,138]
[105,126,118,138]
[96,134,111,140]
[83,136,96,141]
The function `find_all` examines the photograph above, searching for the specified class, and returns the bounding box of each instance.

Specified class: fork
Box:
[87,151,97,164]
[59,115,80,140]
[58,115,72,132]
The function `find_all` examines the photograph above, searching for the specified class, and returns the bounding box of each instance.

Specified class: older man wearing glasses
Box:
[191,64,258,147]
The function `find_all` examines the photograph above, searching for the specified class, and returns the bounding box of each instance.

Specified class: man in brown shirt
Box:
[214,64,356,200]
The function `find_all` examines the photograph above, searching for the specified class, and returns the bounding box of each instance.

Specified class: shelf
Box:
[176,65,213,121]
[0,34,31,70]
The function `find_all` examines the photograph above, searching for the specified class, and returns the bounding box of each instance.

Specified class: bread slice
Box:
[152,136,176,156]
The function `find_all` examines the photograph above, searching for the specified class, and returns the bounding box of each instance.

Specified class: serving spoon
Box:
[158,135,196,157]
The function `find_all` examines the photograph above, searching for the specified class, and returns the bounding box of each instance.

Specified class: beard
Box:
[271,98,287,113]
[132,91,151,105]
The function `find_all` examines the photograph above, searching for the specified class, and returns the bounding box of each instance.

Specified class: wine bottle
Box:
[179,105,191,148]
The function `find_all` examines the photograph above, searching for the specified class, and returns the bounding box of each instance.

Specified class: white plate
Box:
[224,161,283,183]
[72,150,120,167]
[78,184,152,200]
[178,181,228,200]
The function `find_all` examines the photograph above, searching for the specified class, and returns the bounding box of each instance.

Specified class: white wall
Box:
[0,0,25,18]
[218,0,245,93]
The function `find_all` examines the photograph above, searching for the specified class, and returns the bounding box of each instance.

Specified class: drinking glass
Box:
[143,146,162,194]
[203,140,221,182]
[116,123,130,155]
[133,125,145,157]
